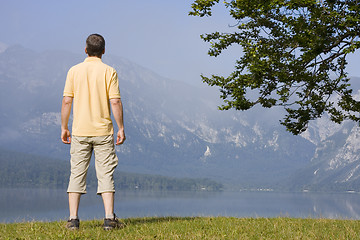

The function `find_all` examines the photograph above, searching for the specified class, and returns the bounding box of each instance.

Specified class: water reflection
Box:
[308,192,360,219]
[1,188,360,223]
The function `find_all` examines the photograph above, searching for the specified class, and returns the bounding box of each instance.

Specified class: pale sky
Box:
[1,0,359,86]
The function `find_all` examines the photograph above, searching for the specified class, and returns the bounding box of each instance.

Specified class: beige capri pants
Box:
[67,135,118,195]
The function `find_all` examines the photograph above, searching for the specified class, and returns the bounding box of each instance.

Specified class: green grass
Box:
[1,217,360,240]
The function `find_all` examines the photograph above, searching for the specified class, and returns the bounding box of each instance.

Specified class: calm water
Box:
[1,188,360,223]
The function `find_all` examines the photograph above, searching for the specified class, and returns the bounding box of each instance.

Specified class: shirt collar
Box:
[84,57,102,62]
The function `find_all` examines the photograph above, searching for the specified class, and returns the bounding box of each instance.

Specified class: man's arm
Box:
[110,98,126,145]
[61,96,73,144]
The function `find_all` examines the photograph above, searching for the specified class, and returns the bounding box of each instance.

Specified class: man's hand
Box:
[110,98,126,145]
[116,129,126,145]
[61,96,73,144]
[61,128,71,144]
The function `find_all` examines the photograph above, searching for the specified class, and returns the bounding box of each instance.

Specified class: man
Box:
[61,33,126,230]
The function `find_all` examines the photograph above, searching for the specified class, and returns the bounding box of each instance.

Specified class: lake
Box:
[1,188,360,223]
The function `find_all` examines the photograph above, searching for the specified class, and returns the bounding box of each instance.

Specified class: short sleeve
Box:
[109,70,121,99]
[63,68,74,97]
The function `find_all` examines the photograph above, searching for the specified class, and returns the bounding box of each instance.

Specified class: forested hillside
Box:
[0,149,223,191]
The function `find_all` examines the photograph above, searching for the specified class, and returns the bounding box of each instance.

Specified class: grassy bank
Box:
[1,216,360,239]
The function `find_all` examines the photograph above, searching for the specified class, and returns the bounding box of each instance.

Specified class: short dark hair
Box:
[86,34,105,57]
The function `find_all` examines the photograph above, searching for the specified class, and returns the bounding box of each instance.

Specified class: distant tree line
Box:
[0,149,223,191]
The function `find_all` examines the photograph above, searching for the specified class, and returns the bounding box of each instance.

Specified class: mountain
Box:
[1,44,359,191]
[285,79,360,192]
[287,119,360,191]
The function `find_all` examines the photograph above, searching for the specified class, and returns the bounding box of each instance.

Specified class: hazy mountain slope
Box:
[0,45,320,188]
[286,81,360,191]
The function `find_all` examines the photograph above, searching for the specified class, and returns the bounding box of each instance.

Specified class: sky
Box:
[1,0,360,87]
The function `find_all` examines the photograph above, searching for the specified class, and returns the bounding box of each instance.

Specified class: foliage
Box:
[190,0,360,134]
[0,149,223,191]
[1,217,360,239]
[112,172,223,191]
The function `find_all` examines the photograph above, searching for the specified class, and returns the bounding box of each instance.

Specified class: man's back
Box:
[63,57,121,136]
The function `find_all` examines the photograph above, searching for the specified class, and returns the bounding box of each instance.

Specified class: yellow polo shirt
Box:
[63,57,121,136]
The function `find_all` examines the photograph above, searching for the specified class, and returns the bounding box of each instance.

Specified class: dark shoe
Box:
[103,214,124,230]
[66,218,80,230]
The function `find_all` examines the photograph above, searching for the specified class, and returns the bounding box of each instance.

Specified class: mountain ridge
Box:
[1,44,360,191]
